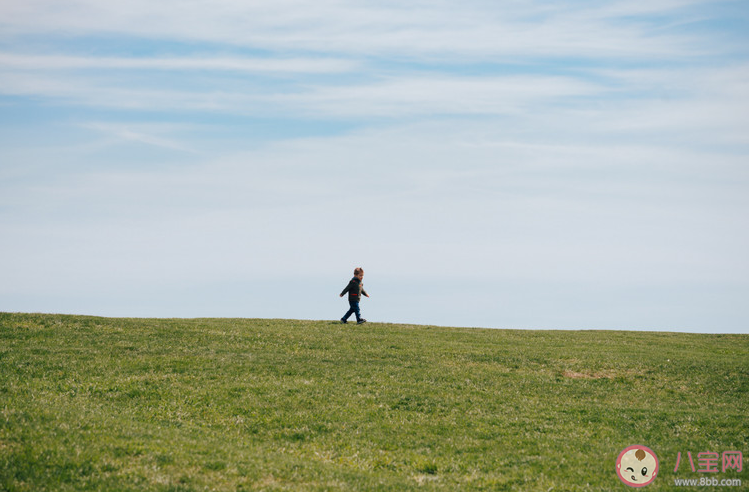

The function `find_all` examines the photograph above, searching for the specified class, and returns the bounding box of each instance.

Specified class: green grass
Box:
[1,313,747,491]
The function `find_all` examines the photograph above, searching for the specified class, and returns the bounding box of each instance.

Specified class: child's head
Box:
[354,267,364,279]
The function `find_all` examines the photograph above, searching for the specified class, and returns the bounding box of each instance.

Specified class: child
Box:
[339,267,369,324]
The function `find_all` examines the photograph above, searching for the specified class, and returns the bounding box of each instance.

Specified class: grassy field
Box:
[1,313,747,491]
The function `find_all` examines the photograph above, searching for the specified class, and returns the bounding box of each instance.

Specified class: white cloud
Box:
[0,67,603,116]
[80,122,198,153]
[0,0,718,60]
[273,74,604,117]
[0,53,357,73]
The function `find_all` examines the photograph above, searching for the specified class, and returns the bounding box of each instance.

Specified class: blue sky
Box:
[1,1,747,332]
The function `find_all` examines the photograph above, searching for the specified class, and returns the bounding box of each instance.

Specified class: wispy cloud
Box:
[0,53,357,73]
[81,122,198,153]
[0,0,725,60]
[0,66,603,116]
[273,74,605,117]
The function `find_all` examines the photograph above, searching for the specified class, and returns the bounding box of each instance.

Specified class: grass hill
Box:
[1,313,747,491]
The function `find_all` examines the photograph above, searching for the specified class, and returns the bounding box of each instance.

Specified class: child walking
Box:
[340,267,369,324]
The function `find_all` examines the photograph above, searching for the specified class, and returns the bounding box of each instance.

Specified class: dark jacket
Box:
[340,277,367,300]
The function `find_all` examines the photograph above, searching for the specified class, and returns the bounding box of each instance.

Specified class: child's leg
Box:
[342,304,355,321]
[343,299,361,322]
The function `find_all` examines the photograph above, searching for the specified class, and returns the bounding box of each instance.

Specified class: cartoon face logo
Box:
[616,445,659,487]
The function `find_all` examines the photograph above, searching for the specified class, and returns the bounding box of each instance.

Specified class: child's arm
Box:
[340,282,352,297]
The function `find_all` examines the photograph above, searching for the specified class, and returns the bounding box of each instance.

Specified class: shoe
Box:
[357,319,367,324]
[340,318,348,324]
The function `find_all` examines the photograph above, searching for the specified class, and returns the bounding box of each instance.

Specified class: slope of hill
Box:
[1,313,747,491]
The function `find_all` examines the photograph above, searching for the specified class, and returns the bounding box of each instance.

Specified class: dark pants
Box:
[342,298,361,322]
